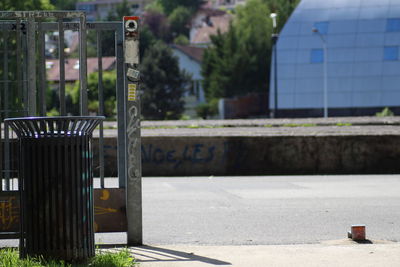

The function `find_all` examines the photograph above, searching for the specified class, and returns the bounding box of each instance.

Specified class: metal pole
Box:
[97,30,105,188]
[123,16,142,246]
[15,19,22,114]
[116,27,127,188]
[38,22,47,116]
[312,28,328,118]
[323,41,328,118]
[27,17,37,116]
[79,15,88,115]
[58,19,66,116]
[272,34,278,118]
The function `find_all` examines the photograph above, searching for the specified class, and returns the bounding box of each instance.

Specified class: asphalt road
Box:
[141,175,400,245]
[2,175,399,247]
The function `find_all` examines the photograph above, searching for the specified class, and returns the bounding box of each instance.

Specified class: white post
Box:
[312,28,329,118]
[322,41,328,118]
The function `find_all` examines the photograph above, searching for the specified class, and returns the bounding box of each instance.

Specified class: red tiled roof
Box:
[173,45,205,63]
[191,14,232,45]
[46,57,116,82]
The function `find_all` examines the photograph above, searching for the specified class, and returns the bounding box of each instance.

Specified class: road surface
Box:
[141,175,400,245]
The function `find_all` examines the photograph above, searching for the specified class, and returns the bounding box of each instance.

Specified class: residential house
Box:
[172,45,206,118]
[190,8,232,47]
[46,57,116,82]
[207,0,247,10]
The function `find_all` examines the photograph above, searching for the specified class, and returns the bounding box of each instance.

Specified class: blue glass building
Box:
[270,0,400,116]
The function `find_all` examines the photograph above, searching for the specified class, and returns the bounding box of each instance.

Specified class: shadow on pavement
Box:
[129,245,232,265]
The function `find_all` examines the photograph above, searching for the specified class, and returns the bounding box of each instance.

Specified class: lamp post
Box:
[270,13,278,118]
[312,27,328,118]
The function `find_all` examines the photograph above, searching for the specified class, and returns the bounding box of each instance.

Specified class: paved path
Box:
[130,242,400,267]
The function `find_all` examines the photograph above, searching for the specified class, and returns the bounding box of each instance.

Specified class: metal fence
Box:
[0,11,127,192]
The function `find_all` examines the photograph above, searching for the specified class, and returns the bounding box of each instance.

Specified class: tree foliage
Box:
[50,0,76,10]
[0,0,53,10]
[140,41,191,120]
[66,71,118,117]
[202,0,272,100]
[263,0,300,31]
[168,6,192,38]
[142,10,171,42]
[157,0,204,15]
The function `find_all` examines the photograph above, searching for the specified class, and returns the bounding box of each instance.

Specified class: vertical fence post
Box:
[37,22,47,116]
[27,17,37,116]
[58,19,66,116]
[79,14,88,116]
[123,16,142,245]
[116,26,126,188]
[97,30,105,188]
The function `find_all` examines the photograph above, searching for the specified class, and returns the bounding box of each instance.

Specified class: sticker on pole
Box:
[127,84,137,101]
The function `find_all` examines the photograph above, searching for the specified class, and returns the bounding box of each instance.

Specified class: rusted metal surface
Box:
[94,188,127,232]
[0,188,127,234]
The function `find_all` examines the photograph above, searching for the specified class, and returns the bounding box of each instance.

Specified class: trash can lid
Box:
[5,116,105,138]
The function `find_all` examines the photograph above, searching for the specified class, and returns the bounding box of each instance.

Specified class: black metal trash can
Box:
[6,116,104,263]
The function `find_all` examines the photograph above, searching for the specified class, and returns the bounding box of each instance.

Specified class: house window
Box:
[386,18,400,32]
[313,21,329,34]
[384,46,398,61]
[310,49,324,63]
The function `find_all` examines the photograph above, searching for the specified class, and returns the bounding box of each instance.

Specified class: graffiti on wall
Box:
[141,144,216,169]
[141,141,248,169]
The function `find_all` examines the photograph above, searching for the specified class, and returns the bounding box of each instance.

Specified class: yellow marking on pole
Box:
[128,83,137,101]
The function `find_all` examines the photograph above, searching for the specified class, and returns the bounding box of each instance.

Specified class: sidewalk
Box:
[128,240,400,267]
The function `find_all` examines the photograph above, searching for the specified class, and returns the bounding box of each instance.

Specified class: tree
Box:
[50,0,77,10]
[142,10,171,42]
[202,0,272,101]
[263,0,300,31]
[168,6,191,38]
[157,0,204,15]
[140,41,191,120]
[139,25,157,59]
[0,0,53,10]
[67,71,118,117]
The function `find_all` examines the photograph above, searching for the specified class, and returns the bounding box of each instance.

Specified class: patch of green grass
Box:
[0,248,136,267]
[91,249,135,267]
[335,123,352,126]
[187,124,200,129]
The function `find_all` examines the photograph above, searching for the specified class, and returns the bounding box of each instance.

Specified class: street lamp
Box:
[312,27,328,118]
[270,13,278,118]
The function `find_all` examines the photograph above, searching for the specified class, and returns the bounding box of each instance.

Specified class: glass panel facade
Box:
[310,49,324,63]
[384,46,398,61]
[386,18,400,32]
[313,21,329,34]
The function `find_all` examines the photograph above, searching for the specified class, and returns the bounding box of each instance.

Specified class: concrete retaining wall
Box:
[93,134,400,176]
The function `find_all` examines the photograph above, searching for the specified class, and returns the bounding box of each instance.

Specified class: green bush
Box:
[196,99,219,119]
[376,107,394,117]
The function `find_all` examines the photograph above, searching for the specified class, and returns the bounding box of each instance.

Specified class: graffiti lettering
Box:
[141,144,216,169]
